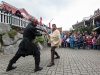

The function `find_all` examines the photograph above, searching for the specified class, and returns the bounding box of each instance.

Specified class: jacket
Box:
[48,29,60,47]
[16,23,42,57]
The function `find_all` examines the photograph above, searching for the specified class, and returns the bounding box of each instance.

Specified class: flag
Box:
[40,17,42,21]
[40,21,42,25]
[40,17,42,25]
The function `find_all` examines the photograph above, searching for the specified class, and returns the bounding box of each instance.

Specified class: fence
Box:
[0,11,29,28]
[0,11,51,33]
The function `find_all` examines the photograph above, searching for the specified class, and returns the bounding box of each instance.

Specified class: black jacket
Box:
[16,23,42,57]
[23,23,42,41]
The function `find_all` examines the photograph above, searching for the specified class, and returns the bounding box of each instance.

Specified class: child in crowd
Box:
[86,36,92,49]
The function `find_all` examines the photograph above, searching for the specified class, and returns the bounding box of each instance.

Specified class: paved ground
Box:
[0,48,100,75]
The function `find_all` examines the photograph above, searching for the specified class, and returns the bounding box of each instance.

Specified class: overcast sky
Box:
[0,0,100,30]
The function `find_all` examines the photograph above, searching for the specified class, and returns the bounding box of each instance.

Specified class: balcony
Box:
[0,11,29,28]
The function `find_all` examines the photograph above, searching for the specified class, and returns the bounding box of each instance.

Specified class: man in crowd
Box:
[0,5,7,13]
[45,24,60,67]
[6,18,43,72]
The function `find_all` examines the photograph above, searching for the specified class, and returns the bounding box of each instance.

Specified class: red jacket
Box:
[86,38,92,45]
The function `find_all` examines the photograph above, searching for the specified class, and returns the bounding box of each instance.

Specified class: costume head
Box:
[29,18,39,27]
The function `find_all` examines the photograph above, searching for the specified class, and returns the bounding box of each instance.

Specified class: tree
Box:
[72,25,94,34]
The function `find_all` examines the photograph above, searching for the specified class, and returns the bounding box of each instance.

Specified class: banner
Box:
[40,17,42,25]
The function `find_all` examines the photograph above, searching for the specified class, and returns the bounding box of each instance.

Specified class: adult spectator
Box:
[15,10,23,18]
[77,35,83,49]
[6,7,12,14]
[84,31,88,35]
[1,6,7,13]
[94,31,98,39]
[64,36,67,48]
[96,21,100,27]
[82,32,85,36]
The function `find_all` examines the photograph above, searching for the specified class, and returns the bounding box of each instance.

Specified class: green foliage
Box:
[73,25,95,34]
[8,29,17,38]
[73,28,82,34]
[34,36,44,43]
[86,25,95,34]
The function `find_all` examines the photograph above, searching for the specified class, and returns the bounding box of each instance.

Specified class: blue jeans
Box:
[83,43,86,49]
[78,43,83,49]
[93,44,96,49]
[97,45,100,50]
[74,41,78,48]
[86,44,91,49]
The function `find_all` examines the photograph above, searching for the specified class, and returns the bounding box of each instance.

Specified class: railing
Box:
[0,11,29,28]
[0,11,51,33]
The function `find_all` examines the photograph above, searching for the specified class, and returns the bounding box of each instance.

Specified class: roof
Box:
[1,1,34,19]
[1,1,18,10]
[19,8,29,15]
[91,9,100,19]
[72,21,84,26]
[17,8,34,19]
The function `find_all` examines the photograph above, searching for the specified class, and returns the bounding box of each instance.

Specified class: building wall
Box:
[72,21,84,29]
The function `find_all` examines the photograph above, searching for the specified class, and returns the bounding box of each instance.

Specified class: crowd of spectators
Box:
[96,21,100,27]
[0,5,24,18]
[60,31,100,50]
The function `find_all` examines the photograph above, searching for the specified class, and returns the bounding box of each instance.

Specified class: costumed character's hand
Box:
[43,29,47,33]
[33,19,39,27]
[43,29,50,38]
